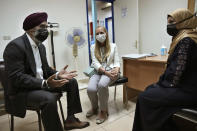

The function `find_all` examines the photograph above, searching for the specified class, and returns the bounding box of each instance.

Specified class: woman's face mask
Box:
[167,24,179,36]
[96,33,106,43]
[34,28,49,42]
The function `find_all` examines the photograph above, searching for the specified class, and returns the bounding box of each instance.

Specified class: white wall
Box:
[139,0,187,54]
[114,0,188,56]
[114,0,139,57]
[0,0,89,80]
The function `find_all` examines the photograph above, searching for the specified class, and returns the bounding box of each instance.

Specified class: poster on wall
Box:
[121,7,127,18]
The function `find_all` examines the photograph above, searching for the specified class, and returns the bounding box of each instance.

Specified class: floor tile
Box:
[103,115,134,131]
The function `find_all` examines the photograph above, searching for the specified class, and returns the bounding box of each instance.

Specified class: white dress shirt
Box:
[26,34,44,79]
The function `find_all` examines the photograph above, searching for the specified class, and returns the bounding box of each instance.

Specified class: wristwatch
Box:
[55,72,60,80]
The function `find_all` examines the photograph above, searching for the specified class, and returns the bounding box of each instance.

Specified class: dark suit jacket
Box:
[3,34,56,117]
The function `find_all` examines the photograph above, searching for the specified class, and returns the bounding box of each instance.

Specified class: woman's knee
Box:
[97,82,108,89]
[137,89,155,104]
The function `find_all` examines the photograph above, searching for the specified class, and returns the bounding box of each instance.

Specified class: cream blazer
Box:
[91,43,120,71]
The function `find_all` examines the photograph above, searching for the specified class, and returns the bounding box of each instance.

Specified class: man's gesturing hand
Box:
[58,65,77,80]
[47,74,69,88]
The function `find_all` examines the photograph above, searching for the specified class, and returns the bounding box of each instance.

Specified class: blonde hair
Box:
[94,26,111,63]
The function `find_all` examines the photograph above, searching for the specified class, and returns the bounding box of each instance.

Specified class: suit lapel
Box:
[38,44,46,72]
[38,44,44,64]
[22,34,37,76]
[38,44,47,78]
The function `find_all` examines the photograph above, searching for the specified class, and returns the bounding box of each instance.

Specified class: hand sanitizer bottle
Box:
[160,45,167,56]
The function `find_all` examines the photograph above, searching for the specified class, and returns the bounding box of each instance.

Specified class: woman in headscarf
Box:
[132,8,197,131]
[86,26,120,124]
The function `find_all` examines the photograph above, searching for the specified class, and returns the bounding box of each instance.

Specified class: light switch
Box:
[3,36,11,40]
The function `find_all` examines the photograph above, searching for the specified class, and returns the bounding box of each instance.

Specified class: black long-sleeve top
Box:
[157,37,197,94]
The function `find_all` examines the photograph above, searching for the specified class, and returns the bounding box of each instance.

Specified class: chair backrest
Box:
[0,63,11,112]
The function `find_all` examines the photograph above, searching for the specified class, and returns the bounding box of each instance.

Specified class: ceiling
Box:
[87,0,111,11]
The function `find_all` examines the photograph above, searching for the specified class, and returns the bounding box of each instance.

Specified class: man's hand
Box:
[58,65,77,80]
[47,74,69,88]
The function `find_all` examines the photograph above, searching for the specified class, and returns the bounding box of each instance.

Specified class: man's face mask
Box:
[34,28,49,42]
[96,33,106,43]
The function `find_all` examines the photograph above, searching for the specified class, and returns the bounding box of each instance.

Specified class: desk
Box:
[122,55,168,102]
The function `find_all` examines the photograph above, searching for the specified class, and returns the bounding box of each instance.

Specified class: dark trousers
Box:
[132,84,197,131]
[26,78,82,131]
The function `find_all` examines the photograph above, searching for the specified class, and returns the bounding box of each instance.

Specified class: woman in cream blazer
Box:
[86,26,120,124]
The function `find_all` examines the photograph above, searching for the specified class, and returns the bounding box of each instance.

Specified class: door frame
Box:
[105,16,114,43]
[86,0,115,65]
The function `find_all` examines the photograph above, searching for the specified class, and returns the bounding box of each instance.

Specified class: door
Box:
[105,17,113,43]
[114,0,139,55]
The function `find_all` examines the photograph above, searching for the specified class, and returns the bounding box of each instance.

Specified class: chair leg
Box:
[124,83,128,108]
[11,115,14,131]
[58,99,66,128]
[36,111,42,131]
[114,85,117,101]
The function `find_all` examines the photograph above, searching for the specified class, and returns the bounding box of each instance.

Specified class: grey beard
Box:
[32,36,41,44]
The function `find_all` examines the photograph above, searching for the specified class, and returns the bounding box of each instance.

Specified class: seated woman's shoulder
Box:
[180,37,196,45]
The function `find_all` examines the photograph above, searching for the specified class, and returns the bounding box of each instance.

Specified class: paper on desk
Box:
[121,53,151,59]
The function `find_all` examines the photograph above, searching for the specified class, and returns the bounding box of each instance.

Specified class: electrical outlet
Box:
[3,36,11,40]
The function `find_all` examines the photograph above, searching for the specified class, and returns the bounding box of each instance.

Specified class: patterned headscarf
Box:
[168,8,197,54]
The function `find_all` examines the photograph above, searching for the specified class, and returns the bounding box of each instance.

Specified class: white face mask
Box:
[96,33,106,43]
